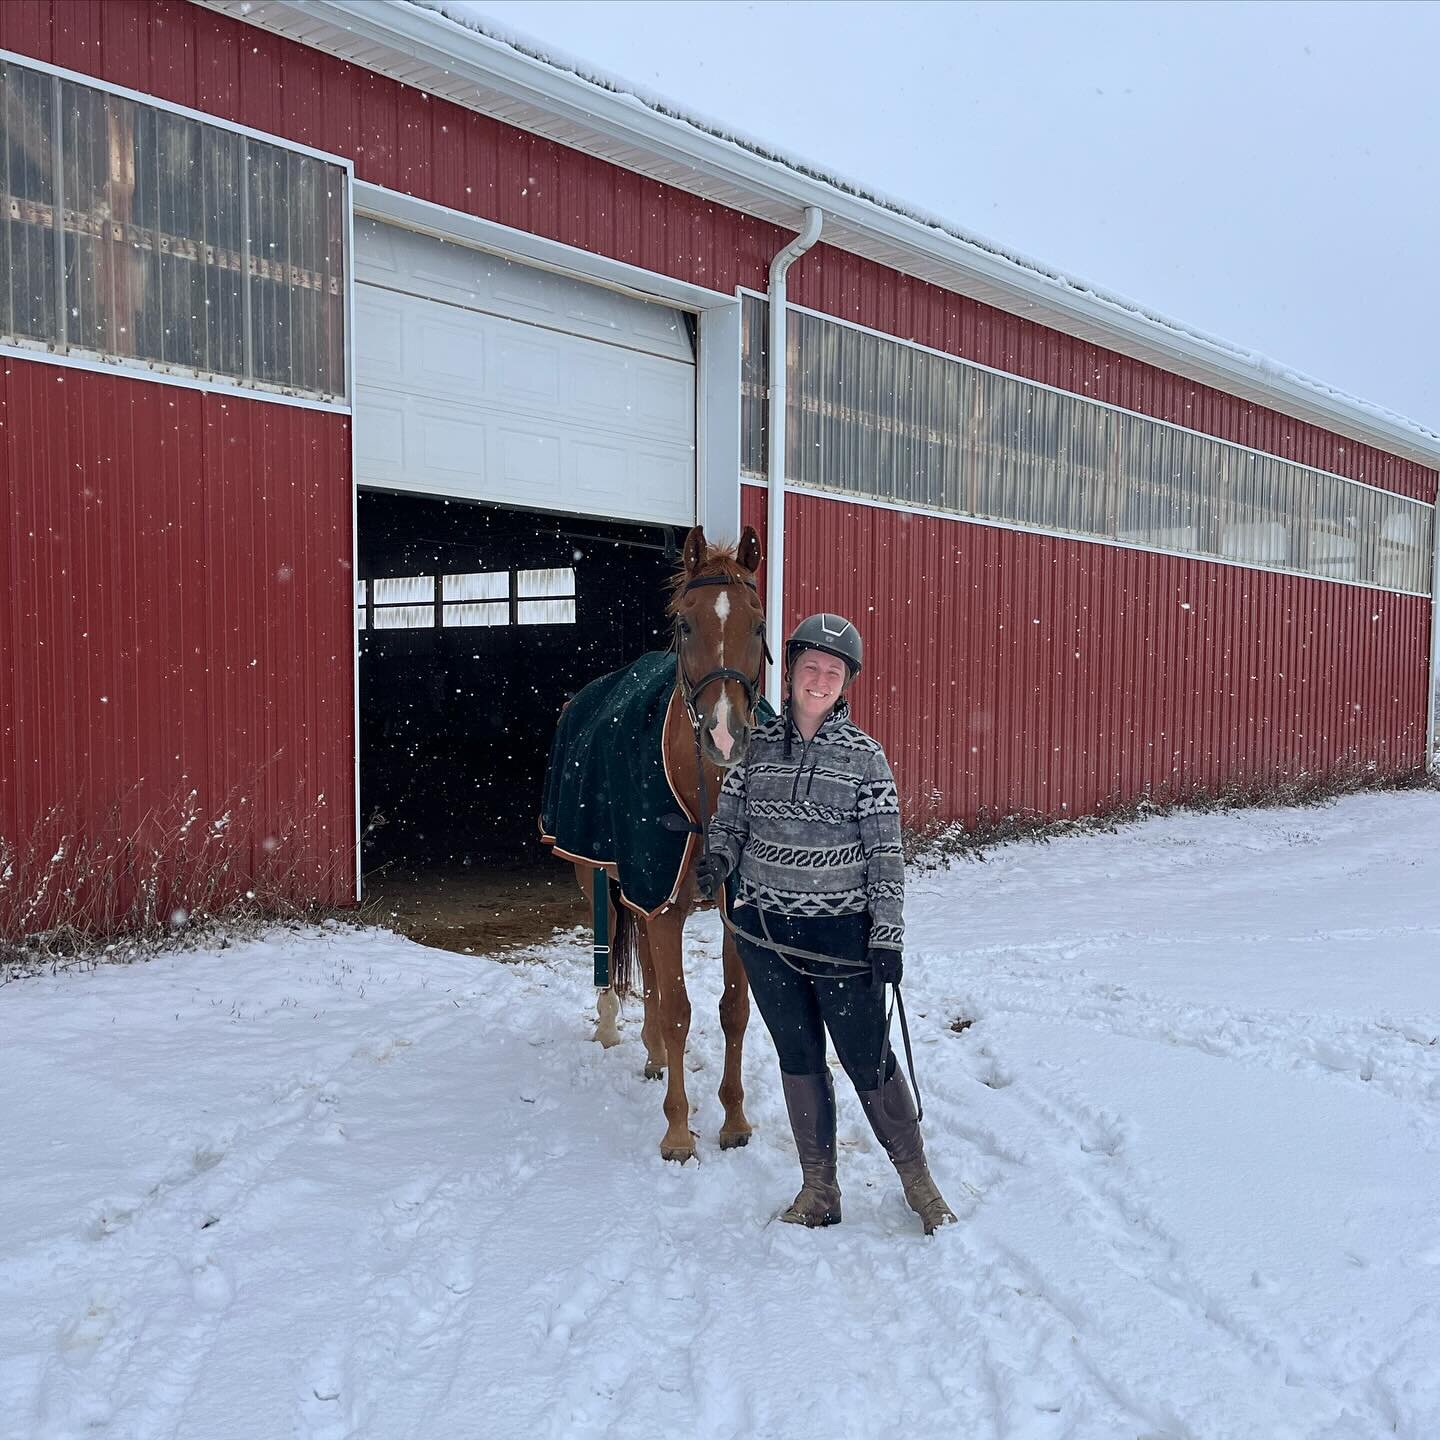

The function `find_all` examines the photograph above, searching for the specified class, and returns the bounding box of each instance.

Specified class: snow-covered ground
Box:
[3,790,1439,1440]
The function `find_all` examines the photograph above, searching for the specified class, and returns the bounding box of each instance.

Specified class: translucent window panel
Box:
[373,605,434,630]
[0,57,345,399]
[443,602,509,627]
[246,139,347,397]
[740,294,769,477]
[740,295,1434,595]
[518,598,576,625]
[1220,522,1290,565]
[372,575,433,606]
[0,62,60,344]
[517,567,576,598]
[355,579,366,630]
[443,571,508,602]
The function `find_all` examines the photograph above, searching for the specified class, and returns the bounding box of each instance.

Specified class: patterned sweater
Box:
[708,700,905,950]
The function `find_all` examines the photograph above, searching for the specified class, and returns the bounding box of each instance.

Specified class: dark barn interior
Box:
[357,490,675,949]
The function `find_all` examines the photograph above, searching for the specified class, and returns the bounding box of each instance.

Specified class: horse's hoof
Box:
[660,1138,697,1163]
[718,1128,752,1150]
[642,1061,665,1081]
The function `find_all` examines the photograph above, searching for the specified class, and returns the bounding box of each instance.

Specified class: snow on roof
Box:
[410,0,1440,460]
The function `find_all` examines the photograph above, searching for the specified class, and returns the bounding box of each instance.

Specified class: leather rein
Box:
[665,569,922,1114]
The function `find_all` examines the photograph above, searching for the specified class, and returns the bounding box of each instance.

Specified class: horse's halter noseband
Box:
[672,572,772,733]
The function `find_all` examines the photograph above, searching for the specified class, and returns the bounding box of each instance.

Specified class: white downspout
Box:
[1427,494,1440,773]
[765,206,824,711]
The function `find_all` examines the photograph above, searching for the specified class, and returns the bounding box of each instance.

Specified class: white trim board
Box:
[0,344,353,415]
[355,183,733,312]
[739,477,1433,601]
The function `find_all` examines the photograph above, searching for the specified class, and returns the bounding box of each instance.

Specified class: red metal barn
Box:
[1,0,1437,932]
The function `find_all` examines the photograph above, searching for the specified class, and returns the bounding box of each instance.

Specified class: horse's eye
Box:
[678,619,692,637]
[755,623,765,637]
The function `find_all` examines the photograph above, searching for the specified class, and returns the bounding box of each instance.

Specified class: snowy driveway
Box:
[3,791,1439,1439]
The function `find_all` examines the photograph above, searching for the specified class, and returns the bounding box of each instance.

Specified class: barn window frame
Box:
[741,293,1434,598]
[0,49,352,410]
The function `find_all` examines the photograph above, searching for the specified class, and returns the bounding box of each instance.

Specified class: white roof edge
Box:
[197,0,1440,475]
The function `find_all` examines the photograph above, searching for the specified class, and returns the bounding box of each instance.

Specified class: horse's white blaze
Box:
[711,687,736,760]
[714,590,729,667]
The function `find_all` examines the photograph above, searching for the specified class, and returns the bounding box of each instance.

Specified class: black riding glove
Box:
[694,852,730,900]
[868,945,903,986]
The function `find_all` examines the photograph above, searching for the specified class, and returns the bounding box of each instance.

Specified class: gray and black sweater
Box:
[708,700,905,951]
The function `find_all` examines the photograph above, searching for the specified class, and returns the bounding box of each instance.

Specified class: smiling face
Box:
[789,648,848,733]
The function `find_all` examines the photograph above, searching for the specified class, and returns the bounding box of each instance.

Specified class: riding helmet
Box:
[785,613,863,680]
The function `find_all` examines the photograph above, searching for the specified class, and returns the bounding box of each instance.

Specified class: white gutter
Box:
[198,0,1440,473]
[1428,495,1440,772]
[764,208,824,711]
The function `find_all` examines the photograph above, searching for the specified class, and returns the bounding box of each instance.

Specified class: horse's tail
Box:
[609,878,640,999]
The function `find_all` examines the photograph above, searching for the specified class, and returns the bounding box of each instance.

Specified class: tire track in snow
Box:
[944,959,1440,1137]
[965,1037,1403,1439]
[28,1009,472,1440]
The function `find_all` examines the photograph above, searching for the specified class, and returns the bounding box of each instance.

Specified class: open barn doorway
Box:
[357,490,676,952]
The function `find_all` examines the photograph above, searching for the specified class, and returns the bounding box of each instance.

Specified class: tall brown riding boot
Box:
[857,1067,957,1235]
[779,1071,842,1227]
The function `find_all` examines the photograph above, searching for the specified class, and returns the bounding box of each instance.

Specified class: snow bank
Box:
[2,790,1439,1437]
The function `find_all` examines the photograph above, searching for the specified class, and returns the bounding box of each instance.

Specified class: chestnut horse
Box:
[569,525,767,1162]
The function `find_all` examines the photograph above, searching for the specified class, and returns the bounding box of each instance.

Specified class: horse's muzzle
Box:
[700,729,749,769]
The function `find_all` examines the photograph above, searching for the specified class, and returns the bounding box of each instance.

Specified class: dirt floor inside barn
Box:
[363,861,590,955]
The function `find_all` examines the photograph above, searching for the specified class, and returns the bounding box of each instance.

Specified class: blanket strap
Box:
[592,869,610,989]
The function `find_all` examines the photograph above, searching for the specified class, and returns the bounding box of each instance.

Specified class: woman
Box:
[697,614,956,1234]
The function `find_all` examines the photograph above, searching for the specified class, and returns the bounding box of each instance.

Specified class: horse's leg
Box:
[717,924,753,1149]
[575,861,622,1048]
[646,906,696,1161]
[638,923,666,1080]
[596,986,621,1049]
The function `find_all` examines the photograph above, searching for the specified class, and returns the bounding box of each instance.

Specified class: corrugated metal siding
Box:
[0,360,355,929]
[0,0,1433,890]
[743,487,1430,825]
[3,0,1434,502]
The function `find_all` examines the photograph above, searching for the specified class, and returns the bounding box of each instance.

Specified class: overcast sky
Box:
[453,0,1440,433]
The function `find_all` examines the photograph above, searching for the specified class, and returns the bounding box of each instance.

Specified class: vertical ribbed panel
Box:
[0,360,355,923]
[4,1,1433,504]
[742,487,1430,826]
[2,0,1435,885]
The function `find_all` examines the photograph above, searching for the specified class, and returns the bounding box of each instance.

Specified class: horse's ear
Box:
[736,525,762,575]
[682,526,707,575]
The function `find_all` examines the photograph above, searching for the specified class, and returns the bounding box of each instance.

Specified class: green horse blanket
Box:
[540,650,773,917]
[540,652,692,917]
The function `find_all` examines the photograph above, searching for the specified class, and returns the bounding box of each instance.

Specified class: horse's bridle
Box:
[672,572,772,733]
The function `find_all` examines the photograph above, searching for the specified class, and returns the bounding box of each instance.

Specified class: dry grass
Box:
[0,786,363,983]
[903,764,1440,870]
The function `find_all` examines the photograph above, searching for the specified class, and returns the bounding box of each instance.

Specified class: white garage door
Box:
[353,220,697,526]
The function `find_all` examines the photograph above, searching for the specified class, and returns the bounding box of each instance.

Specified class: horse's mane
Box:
[666,544,753,613]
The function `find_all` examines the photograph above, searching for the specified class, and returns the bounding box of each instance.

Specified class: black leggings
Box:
[732,904,895,1092]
